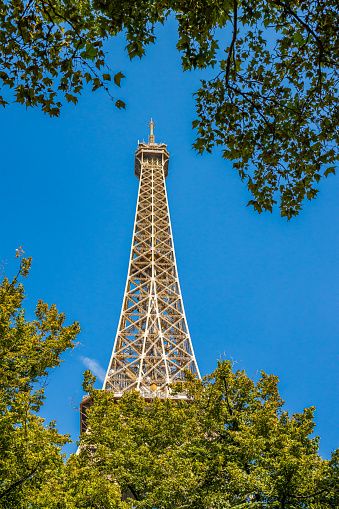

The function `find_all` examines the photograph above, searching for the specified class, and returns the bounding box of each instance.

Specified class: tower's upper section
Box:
[135,119,169,179]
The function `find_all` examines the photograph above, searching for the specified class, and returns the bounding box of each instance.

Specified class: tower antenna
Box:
[148,118,155,144]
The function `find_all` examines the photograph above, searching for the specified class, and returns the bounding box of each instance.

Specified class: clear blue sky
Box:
[1,17,338,458]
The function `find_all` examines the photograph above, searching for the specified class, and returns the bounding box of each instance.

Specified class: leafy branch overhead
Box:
[1,0,338,217]
[189,0,339,219]
[100,0,337,218]
[0,0,126,115]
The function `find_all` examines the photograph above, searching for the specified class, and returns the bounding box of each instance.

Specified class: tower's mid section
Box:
[103,121,200,400]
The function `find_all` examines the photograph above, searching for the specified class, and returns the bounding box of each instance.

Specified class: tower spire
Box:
[148,118,155,144]
[102,124,200,399]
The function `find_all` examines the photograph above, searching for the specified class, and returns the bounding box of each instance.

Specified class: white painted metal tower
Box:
[103,121,200,399]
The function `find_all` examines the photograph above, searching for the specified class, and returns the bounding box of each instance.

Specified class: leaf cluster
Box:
[0,0,126,115]
[0,255,80,505]
[191,0,339,218]
[2,0,338,216]
[93,0,339,217]
[76,360,339,508]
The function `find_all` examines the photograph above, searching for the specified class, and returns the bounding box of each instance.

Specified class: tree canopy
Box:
[0,257,338,507]
[75,361,339,509]
[1,0,338,217]
[0,250,80,506]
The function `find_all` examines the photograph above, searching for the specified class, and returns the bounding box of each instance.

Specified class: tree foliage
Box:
[0,250,80,506]
[190,0,339,218]
[1,0,338,217]
[93,0,339,218]
[76,361,339,508]
[35,453,124,508]
[0,0,126,115]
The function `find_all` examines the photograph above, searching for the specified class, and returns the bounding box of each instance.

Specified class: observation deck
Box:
[134,119,169,179]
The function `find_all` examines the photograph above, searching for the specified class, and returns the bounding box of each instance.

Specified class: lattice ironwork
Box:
[103,122,200,399]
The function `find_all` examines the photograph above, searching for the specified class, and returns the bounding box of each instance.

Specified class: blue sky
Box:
[1,17,338,458]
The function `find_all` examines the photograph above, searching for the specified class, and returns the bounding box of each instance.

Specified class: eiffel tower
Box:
[80,121,200,430]
[103,120,200,399]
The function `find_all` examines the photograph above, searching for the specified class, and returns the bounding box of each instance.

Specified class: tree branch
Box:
[273,0,324,53]
[222,377,233,417]
[225,0,237,86]
[288,488,328,499]
[0,462,41,500]
[127,484,141,501]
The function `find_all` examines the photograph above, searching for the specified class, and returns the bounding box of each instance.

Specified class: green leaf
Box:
[235,61,242,72]
[85,44,98,58]
[263,17,270,28]
[65,93,78,105]
[115,100,126,109]
[293,33,304,45]
[114,72,125,87]
[324,166,336,177]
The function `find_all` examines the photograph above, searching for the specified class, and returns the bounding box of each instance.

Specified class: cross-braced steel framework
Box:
[103,122,200,399]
